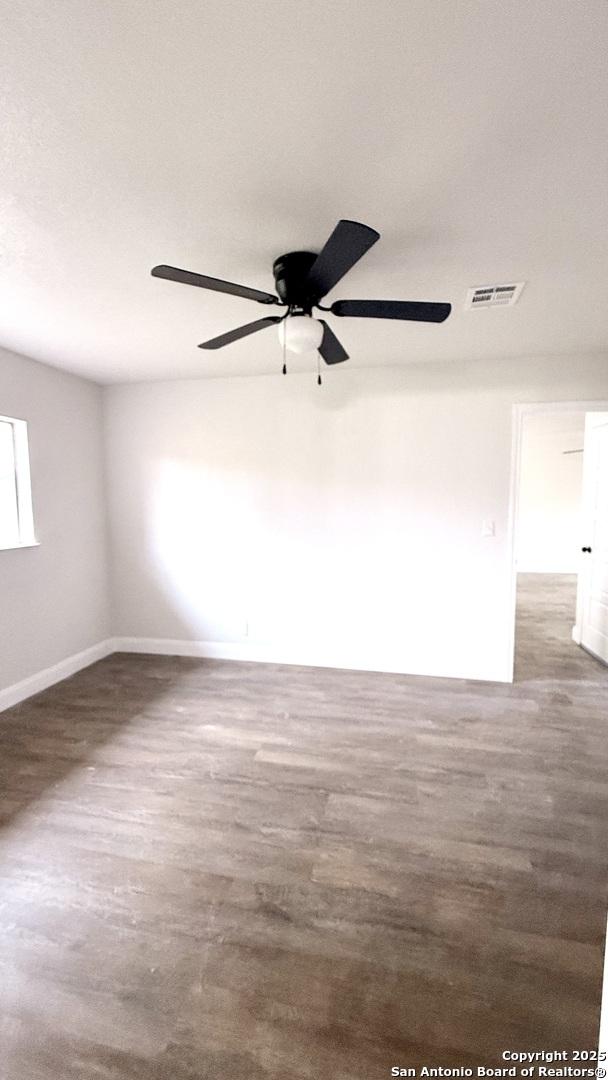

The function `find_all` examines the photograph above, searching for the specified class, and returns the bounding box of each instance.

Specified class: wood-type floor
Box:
[0,574,606,1078]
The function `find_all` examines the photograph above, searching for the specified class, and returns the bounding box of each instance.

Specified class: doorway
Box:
[510,402,608,681]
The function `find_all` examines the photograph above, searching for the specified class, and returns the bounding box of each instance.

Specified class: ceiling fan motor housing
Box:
[272,251,318,310]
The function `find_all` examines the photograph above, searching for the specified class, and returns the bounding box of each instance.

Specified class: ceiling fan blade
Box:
[306,220,380,299]
[198,316,282,350]
[318,321,349,365]
[331,299,451,323]
[151,264,279,305]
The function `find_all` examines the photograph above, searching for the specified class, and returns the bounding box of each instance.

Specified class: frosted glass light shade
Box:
[278,315,324,354]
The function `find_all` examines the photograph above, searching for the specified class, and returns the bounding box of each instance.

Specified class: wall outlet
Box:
[482,519,496,538]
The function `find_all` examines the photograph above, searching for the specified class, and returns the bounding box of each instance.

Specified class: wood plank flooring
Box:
[0,574,606,1078]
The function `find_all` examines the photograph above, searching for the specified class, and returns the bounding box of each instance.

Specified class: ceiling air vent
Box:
[465,282,525,310]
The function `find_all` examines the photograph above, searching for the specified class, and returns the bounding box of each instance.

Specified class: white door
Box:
[576,412,608,664]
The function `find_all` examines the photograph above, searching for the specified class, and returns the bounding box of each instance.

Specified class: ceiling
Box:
[1,0,607,383]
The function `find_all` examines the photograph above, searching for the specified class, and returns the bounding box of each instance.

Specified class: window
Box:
[0,415,36,550]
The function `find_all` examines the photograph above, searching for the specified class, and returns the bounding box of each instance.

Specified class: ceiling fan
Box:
[151,219,451,368]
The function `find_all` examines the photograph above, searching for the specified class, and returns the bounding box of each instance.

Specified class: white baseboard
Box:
[112,636,512,684]
[517,566,580,575]
[572,624,582,644]
[0,639,114,712]
[0,635,511,713]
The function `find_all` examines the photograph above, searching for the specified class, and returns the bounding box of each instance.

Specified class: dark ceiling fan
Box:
[151,219,451,366]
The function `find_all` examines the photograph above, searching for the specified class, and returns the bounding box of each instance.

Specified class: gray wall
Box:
[3,345,608,692]
[104,353,608,683]
[0,347,110,688]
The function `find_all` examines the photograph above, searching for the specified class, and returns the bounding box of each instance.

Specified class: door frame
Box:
[506,399,608,681]
[575,410,608,659]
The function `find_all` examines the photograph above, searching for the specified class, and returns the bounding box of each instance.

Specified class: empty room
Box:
[1,2,607,1077]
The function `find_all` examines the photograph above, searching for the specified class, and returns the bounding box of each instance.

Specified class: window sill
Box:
[0,540,40,552]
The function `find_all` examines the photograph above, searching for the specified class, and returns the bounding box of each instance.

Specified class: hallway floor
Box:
[515,572,604,681]
[0,574,606,1078]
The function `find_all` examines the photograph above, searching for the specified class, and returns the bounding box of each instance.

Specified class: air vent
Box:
[465,282,525,310]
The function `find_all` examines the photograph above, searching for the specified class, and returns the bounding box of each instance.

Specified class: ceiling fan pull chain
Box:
[282,327,287,375]
[317,350,322,386]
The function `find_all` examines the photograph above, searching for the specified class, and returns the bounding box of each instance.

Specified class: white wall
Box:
[0,347,110,692]
[516,410,586,573]
[104,353,608,683]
